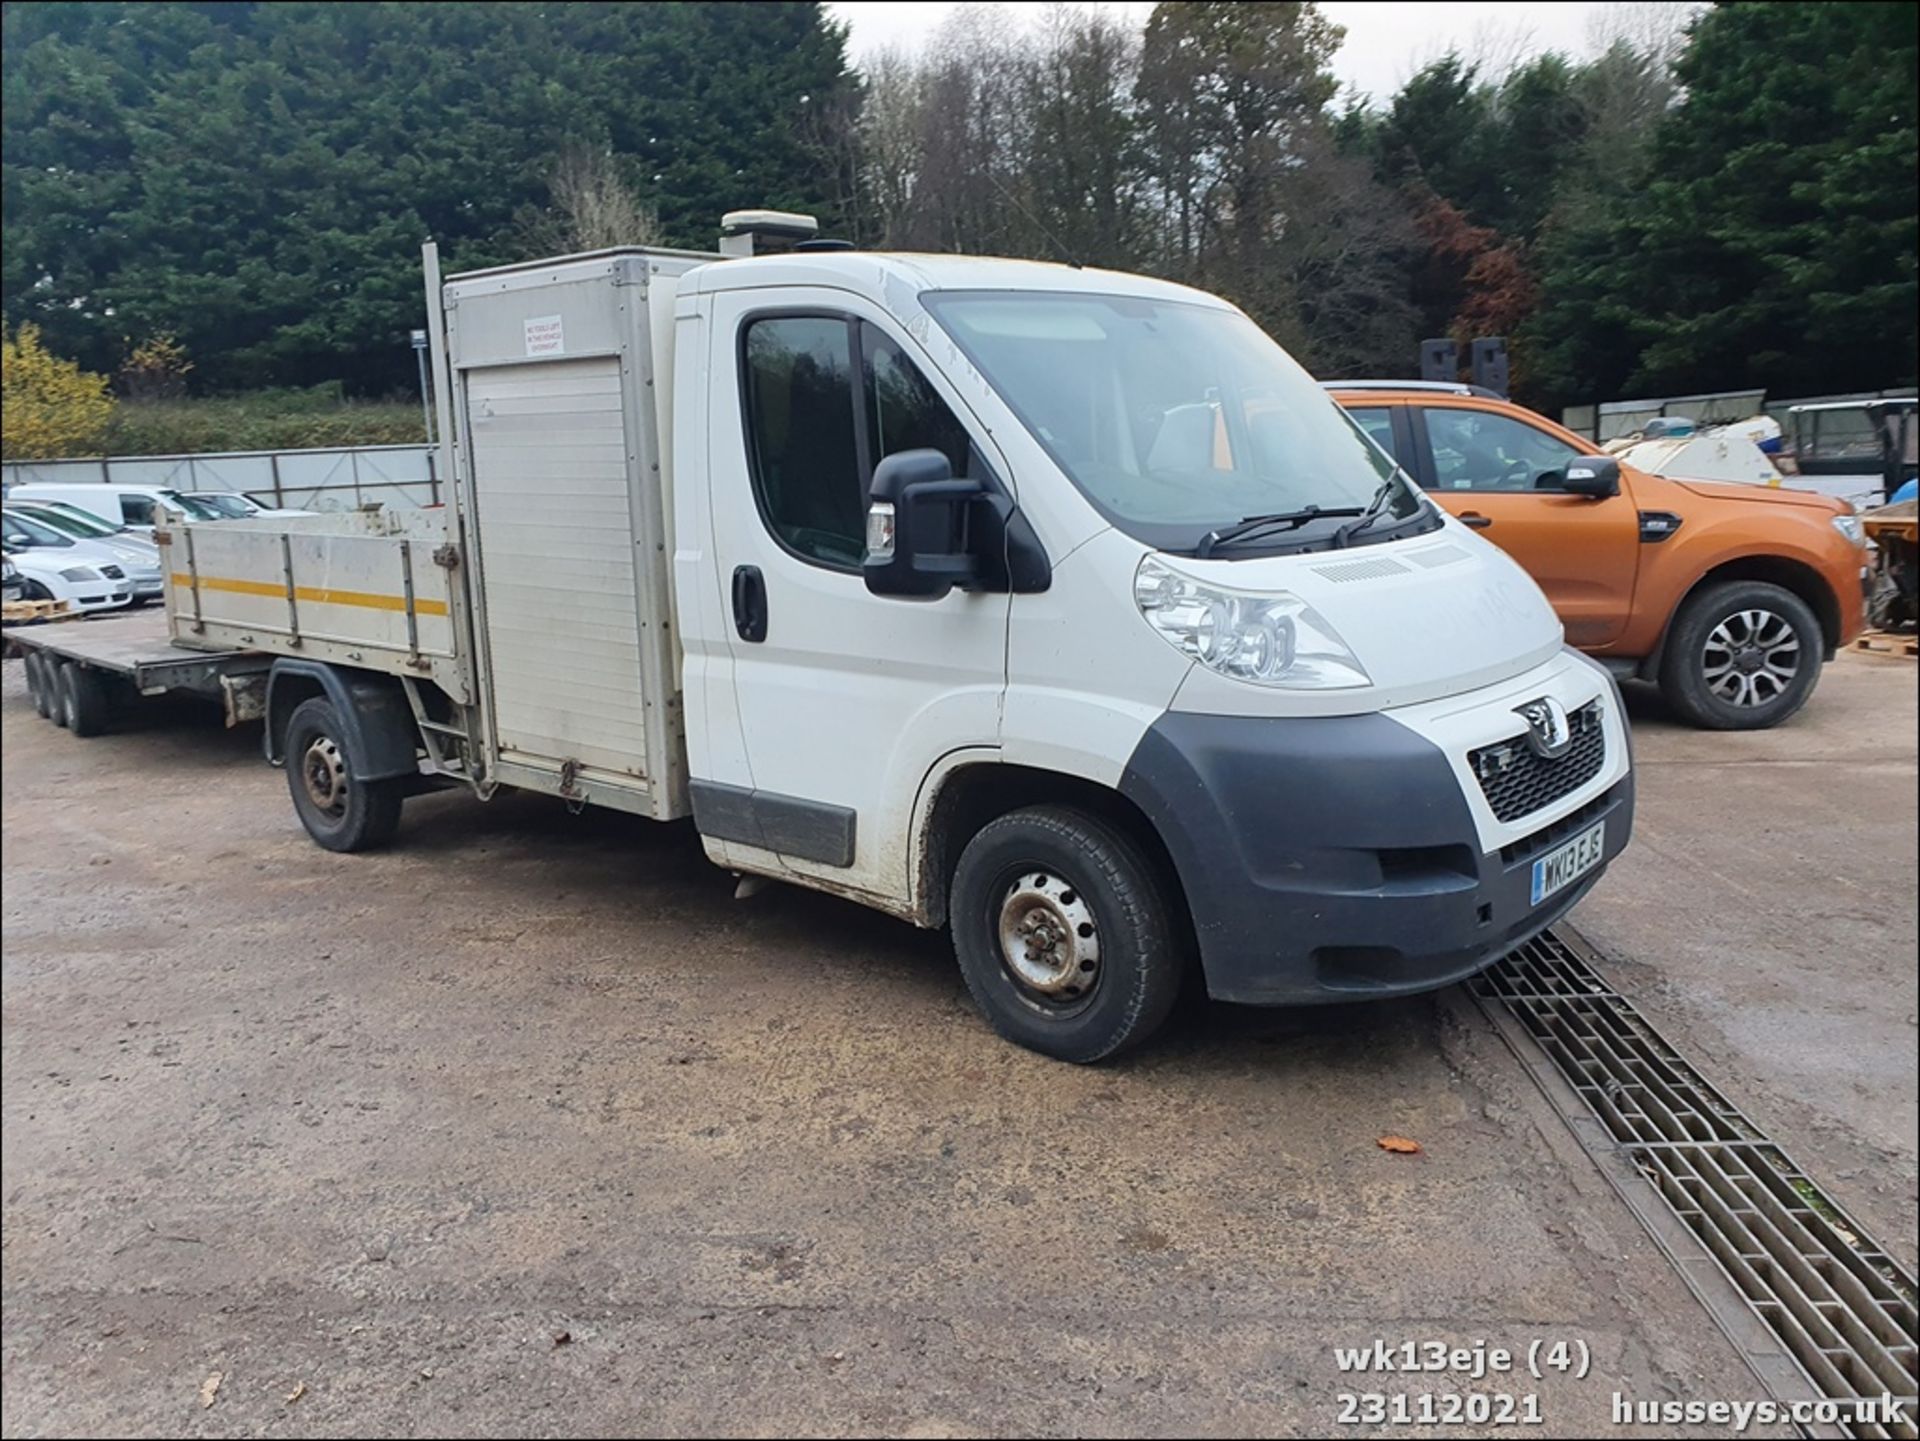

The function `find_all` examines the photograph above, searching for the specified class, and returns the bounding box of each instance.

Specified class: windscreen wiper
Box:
[1198,505,1363,558]
[1331,478,1402,548]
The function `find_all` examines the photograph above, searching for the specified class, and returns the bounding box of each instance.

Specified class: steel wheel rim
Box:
[996,869,1101,1008]
[301,735,349,817]
[1701,608,1801,708]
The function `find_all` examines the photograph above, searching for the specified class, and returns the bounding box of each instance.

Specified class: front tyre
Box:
[1659,580,1824,730]
[284,696,404,852]
[26,651,56,720]
[949,805,1184,1064]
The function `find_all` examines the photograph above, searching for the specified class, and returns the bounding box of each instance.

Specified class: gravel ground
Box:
[3,642,1912,1437]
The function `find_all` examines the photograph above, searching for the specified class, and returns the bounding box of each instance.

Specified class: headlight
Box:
[59,566,100,582]
[1133,555,1370,688]
[1831,513,1865,546]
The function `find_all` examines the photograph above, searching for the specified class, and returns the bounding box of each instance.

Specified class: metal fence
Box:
[0,443,439,510]
[1563,388,1916,443]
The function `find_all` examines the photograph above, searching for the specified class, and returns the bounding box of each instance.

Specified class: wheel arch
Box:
[1643,553,1842,680]
[264,660,420,781]
[913,758,1194,947]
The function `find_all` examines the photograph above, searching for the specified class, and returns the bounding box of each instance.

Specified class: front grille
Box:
[1469,700,1605,823]
[99,564,125,579]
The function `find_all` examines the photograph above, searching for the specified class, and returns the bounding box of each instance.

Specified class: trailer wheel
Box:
[59,661,113,737]
[948,804,1184,1064]
[26,651,56,720]
[48,660,72,728]
[284,696,404,852]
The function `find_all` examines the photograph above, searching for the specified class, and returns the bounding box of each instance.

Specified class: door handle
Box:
[731,565,767,643]
[1459,512,1493,529]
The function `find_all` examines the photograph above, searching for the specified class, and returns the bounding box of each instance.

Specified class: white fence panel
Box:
[2,444,437,511]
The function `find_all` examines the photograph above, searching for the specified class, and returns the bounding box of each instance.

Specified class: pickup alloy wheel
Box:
[1660,580,1823,730]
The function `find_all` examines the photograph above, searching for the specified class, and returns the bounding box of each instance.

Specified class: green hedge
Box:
[99,390,427,457]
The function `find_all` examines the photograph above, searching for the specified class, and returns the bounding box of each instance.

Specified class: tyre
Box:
[21,580,53,602]
[60,662,112,737]
[283,696,404,852]
[26,651,55,720]
[948,804,1185,1063]
[49,660,72,728]
[1659,580,1824,730]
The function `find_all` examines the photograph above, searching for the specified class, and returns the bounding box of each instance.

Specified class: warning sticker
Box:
[524,314,565,356]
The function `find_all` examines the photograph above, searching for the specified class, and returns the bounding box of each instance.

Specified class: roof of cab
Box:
[683,249,1235,309]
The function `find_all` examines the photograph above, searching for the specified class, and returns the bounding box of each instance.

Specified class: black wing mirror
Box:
[863,449,985,600]
[1559,455,1620,499]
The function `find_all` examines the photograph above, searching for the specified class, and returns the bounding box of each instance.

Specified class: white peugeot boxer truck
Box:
[151,218,1634,1062]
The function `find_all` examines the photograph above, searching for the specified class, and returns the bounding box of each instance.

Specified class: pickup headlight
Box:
[1831,513,1865,546]
[1133,555,1370,688]
[59,566,100,582]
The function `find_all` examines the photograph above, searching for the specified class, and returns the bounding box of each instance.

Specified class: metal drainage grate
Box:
[1473,930,1918,1439]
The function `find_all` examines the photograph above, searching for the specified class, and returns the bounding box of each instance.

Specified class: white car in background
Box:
[182,491,316,519]
[1,512,134,613]
[4,503,165,603]
[3,481,224,533]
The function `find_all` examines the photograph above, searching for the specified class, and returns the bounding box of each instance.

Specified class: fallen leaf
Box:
[199,1373,223,1409]
[285,1382,306,1405]
[1377,1135,1422,1154]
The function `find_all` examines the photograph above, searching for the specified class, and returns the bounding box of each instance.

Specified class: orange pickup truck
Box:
[1329,383,1868,729]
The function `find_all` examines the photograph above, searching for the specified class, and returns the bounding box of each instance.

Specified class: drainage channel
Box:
[1471,928,1918,1440]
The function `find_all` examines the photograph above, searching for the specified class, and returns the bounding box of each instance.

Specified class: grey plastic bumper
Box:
[1118,709,1634,1006]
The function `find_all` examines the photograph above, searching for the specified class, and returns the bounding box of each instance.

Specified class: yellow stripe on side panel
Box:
[170,573,449,617]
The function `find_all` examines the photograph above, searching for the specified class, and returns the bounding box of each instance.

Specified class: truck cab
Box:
[157,239,1635,1063]
[665,254,1630,1057]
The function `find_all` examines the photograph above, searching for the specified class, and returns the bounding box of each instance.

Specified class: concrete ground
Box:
[2,644,1913,1437]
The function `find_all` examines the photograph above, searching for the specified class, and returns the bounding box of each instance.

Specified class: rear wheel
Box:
[48,660,72,728]
[949,805,1184,1064]
[1659,580,1824,730]
[284,696,404,852]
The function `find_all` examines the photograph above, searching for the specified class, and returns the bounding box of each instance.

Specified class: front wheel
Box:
[284,696,404,852]
[1659,580,1824,730]
[949,805,1185,1063]
[26,651,56,720]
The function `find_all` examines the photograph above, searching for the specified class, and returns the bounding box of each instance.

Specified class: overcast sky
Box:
[825,2,1693,102]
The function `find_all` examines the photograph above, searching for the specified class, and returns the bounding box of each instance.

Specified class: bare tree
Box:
[516,144,662,257]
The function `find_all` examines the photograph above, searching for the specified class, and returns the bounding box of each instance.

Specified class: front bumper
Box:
[1118,666,1634,1006]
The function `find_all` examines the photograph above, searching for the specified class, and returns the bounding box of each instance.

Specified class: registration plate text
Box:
[1530,821,1606,905]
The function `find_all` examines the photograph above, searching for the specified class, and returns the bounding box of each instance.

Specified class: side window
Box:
[1345,406,1399,463]
[1423,408,1582,492]
[860,322,972,479]
[741,314,985,571]
[120,494,156,525]
[742,318,865,568]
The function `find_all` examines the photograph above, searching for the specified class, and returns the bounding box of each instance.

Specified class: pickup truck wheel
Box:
[284,696,404,852]
[949,805,1183,1064]
[60,661,112,737]
[26,651,56,720]
[1659,580,1823,730]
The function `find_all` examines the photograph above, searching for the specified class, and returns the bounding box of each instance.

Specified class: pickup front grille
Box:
[1469,700,1606,823]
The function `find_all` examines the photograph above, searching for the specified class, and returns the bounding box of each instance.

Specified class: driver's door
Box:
[697,289,1013,904]
[1412,403,1641,648]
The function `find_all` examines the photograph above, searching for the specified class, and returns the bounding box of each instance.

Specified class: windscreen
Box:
[2,511,76,548]
[923,290,1423,552]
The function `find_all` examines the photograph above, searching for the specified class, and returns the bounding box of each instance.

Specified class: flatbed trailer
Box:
[4,608,267,736]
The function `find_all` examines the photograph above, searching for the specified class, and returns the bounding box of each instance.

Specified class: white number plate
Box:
[1530,821,1606,905]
